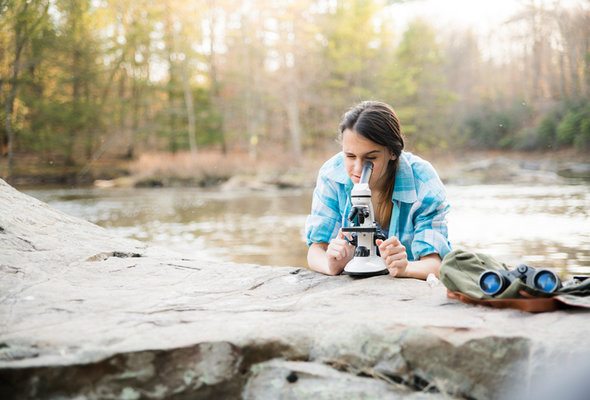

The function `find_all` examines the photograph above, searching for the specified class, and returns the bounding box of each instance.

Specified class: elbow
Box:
[433,261,442,278]
[429,254,442,277]
[415,253,442,278]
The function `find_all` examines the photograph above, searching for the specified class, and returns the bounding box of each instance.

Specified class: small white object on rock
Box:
[426,273,440,288]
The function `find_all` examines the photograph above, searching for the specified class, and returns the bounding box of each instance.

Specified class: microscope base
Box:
[343,256,389,278]
[343,268,389,278]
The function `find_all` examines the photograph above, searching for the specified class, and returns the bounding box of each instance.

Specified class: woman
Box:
[305,101,451,279]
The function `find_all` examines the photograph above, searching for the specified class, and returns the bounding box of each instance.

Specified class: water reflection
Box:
[26,183,590,276]
[446,184,590,276]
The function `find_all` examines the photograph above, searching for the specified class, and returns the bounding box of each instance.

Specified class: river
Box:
[25,182,590,276]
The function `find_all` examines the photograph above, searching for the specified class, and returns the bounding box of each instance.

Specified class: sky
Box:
[385,0,588,61]
[387,0,587,34]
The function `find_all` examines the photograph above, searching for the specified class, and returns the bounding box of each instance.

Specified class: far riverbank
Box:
[4,148,590,189]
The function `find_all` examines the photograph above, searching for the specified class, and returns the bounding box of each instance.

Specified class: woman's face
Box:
[342,129,394,190]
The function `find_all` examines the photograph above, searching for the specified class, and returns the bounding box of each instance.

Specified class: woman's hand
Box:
[326,229,355,275]
[376,236,408,277]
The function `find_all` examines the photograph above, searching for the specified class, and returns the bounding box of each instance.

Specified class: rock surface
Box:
[0,178,589,399]
[435,155,590,185]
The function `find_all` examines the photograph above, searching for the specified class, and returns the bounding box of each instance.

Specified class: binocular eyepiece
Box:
[479,264,561,296]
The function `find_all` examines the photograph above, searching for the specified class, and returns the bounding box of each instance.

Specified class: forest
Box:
[1,0,589,182]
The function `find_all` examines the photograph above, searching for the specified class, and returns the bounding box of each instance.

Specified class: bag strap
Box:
[447,290,559,313]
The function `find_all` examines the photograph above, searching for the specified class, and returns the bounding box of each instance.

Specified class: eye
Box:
[345,154,356,159]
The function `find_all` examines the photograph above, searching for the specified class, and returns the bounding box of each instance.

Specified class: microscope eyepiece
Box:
[359,161,374,184]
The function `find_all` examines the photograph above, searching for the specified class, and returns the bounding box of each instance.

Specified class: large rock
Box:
[0,178,588,399]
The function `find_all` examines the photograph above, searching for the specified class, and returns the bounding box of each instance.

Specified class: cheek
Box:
[344,159,353,174]
[370,161,388,182]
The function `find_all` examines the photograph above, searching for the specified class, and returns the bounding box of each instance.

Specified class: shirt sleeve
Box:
[411,192,452,260]
[305,172,342,246]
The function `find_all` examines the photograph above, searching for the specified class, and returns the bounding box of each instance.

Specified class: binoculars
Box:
[479,264,561,296]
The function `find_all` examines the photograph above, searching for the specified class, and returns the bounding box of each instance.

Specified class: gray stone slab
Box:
[1,179,589,399]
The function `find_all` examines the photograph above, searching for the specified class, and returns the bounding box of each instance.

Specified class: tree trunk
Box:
[84,78,93,160]
[208,1,227,154]
[67,54,80,166]
[127,75,140,160]
[66,7,82,167]
[181,60,197,156]
[286,93,302,162]
[284,16,303,163]
[164,5,179,153]
[4,25,26,180]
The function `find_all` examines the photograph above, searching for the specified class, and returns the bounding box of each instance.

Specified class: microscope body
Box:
[341,162,389,277]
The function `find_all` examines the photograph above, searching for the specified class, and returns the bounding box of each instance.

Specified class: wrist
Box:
[325,257,346,275]
[394,262,411,278]
[326,263,344,275]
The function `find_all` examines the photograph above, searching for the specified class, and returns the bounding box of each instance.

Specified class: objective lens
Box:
[479,271,504,296]
[533,270,560,293]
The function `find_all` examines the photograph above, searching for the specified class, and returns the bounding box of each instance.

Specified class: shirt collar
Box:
[392,152,418,203]
[332,151,417,203]
[332,153,352,185]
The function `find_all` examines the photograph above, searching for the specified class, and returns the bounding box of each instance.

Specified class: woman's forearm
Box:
[309,243,441,280]
[401,254,442,280]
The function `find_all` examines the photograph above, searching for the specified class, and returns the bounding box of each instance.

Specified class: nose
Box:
[353,159,363,176]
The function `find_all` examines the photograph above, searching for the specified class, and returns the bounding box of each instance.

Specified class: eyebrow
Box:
[344,150,381,156]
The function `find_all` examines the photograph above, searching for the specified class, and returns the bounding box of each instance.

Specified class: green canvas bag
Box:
[440,249,590,311]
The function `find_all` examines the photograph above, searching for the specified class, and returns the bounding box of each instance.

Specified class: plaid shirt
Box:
[305,151,451,261]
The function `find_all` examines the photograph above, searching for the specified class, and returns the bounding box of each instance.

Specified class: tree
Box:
[382,19,454,151]
[0,0,49,179]
[57,0,100,166]
[320,0,385,114]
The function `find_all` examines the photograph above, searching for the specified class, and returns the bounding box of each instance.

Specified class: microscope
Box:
[342,161,389,277]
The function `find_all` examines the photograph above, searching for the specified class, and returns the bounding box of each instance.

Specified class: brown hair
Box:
[338,101,404,228]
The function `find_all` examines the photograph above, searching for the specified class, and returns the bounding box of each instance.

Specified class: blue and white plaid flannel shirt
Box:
[305,151,451,261]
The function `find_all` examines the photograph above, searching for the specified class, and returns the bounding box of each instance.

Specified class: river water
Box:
[26,182,590,276]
